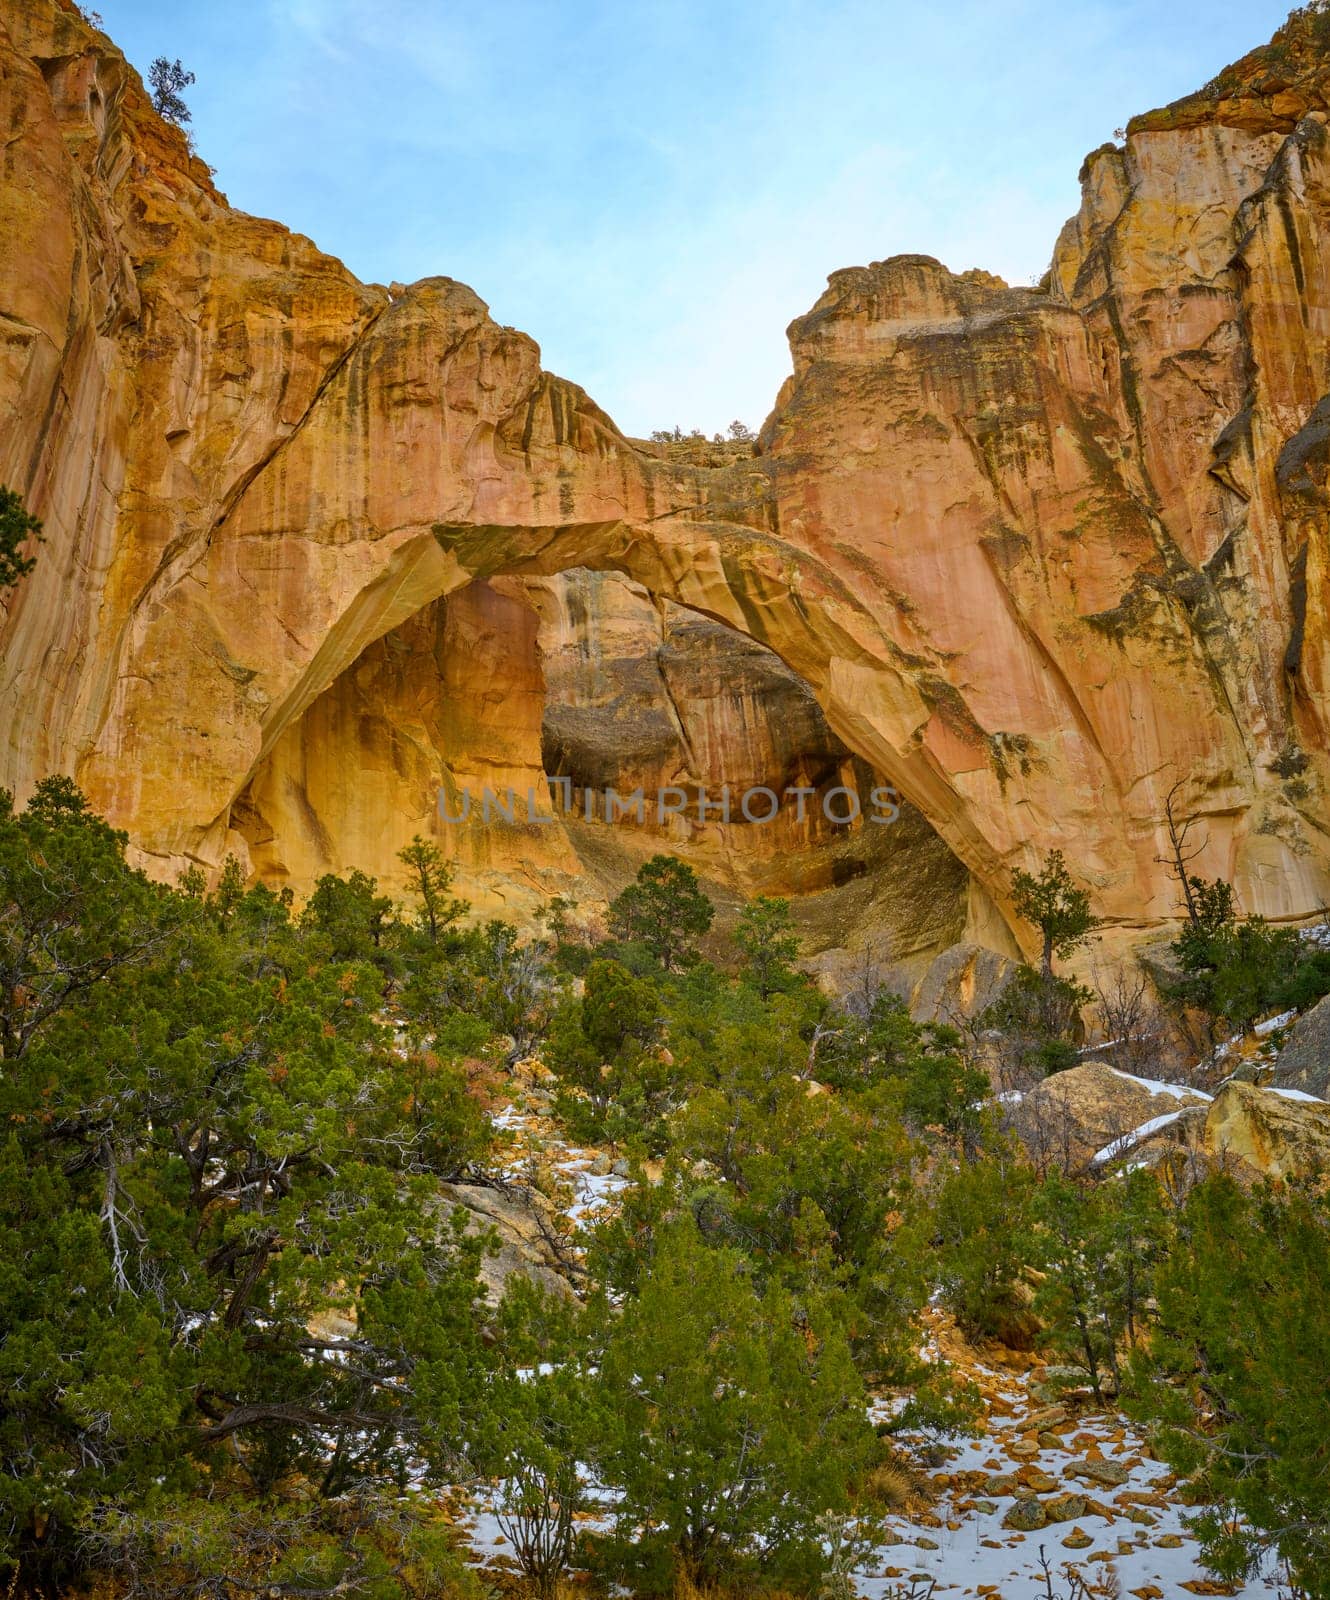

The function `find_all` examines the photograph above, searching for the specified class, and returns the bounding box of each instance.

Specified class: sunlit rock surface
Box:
[4,0,1330,964]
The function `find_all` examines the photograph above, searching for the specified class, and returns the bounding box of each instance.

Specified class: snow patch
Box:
[1091,1109,1184,1167]
[1109,1068,1211,1102]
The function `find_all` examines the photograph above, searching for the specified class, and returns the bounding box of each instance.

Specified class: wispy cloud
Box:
[104,0,1291,434]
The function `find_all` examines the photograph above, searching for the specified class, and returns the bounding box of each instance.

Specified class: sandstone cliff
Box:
[3,0,1330,960]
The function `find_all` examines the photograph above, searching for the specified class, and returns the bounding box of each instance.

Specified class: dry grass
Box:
[856,1453,936,1515]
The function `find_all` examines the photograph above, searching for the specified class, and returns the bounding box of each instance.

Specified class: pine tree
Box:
[734,895,801,998]
[1127,1175,1330,1593]
[397,834,468,942]
[1010,849,1099,976]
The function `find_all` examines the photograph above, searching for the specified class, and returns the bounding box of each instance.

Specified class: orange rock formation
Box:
[3,0,1330,959]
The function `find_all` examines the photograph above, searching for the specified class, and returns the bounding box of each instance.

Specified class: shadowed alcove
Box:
[230,566,999,997]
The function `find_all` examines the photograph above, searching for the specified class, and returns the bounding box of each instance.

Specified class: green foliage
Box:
[81,1495,481,1600]
[1168,876,1318,1029]
[1277,943,1330,1012]
[822,992,988,1139]
[932,1149,1038,1345]
[607,854,714,971]
[1028,1168,1167,1402]
[34,777,1324,1600]
[590,1216,875,1587]
[0,784,500,1593]
[302,867,395,966]
[486,1304,604,1600]
[734,894,802,998]
[396,917,557,1065]
[979,965,1091,1079]
[609,985,973,1429]
[1127,1175,1330,1594]
[544,959,664,1136]
[675,1027,916,1286]
[397,834,468,943]
[0,775,171,1063]
[148,55,195,124]
[0,485,42,589]
[463,920,559,1062]
[1009,849,1099,976]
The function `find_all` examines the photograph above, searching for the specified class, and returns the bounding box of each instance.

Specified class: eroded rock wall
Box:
[4,0,1330,955]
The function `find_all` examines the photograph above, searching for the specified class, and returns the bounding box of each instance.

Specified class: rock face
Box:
[1273,991,1330,1099]
[437,1181,577,1305]
[231,562,976,969]
[4,1,1330,954]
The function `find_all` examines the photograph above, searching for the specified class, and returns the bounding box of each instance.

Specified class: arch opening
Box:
[229,565,1014,997]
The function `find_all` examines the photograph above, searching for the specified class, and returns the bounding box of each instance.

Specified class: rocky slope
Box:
[4,0,1330,959]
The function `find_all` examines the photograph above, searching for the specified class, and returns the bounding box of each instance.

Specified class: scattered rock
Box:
[1002,1497,1047,1532]
[1061,1528,1093,1550]
[1024,1403,1069,1431]
[1066,1457,1130,1487]
[1016,1467,1056,1493]
[1043,1493,1089,1523]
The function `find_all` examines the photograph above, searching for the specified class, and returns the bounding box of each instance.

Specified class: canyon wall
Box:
[3,0,1330,958]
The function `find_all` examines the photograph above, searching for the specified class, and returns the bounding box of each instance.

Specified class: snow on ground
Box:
[1265,1084,1327,1103]
[1254,1009,1297,1037]
[488,1084,629,1229]
[853,1317,1283,1599]
[448,1080,1283,1598]
[452,1466,621,1574]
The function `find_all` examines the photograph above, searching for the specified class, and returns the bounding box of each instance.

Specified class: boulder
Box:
[1002,1498,1047,1532]
[1013,1064,1209,1168]
[437,1181,576,1304]
[1204,1081,1330,1178]
[911,942,1019,1024]
[1043,1493,1089,1523]
[1066,1458,1130,1488]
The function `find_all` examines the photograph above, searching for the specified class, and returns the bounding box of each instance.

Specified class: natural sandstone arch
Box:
[230,566,985,979]
[67,278,1012,927]
[10,1,1330,956]
[69,267,1330,949]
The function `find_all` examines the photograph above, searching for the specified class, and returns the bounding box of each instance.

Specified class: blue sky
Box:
[95,0,1291,437]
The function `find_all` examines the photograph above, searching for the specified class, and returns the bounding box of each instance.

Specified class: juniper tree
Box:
[1010,849,1099,977]
[0,486,42,589]
[608,854,714,971]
